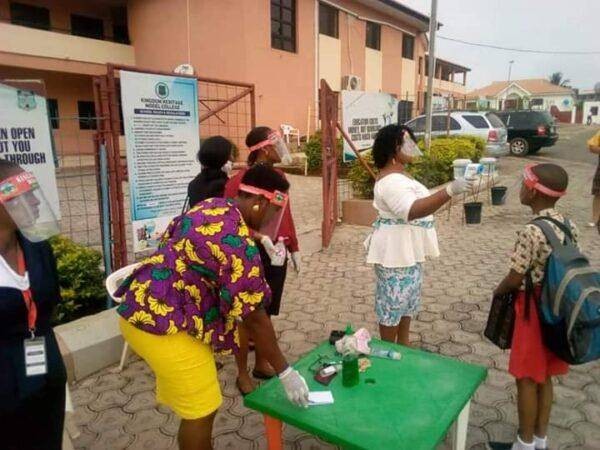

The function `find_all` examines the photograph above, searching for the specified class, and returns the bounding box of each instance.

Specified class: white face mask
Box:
[221,160,233,175]
[399,132,423,158]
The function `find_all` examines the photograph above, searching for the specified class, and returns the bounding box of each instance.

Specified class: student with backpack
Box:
[491,163,576,450]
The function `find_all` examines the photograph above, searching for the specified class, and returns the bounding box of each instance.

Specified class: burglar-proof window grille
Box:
[271,0,296,53]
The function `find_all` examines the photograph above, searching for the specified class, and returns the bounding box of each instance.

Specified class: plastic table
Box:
[244,339,487,450]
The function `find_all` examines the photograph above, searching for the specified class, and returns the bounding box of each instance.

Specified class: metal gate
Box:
[93,64,256,269]
[319,80,375,248]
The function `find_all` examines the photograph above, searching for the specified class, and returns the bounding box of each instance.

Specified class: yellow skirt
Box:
[119,318,222,419]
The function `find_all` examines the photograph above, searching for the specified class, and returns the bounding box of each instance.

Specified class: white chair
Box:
[280,124,300,147]
[105,263,140,372]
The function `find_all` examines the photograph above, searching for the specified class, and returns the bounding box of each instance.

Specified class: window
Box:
[432,115,461,132]
[402,34,414,60]
[463,115,490,129]
[111,6,130,44]
[47,99,59,130]
[10,2,50,30]
[271,0,296,52]
[591,106,599,116]
[418,57,423,75]
[408,116,425,133]
[113,24,129,44]
[530,98,543,107]
[319,3,338,38]
[486,113,505,129]
[71,14,104,40]
[78,101,97,130]
[398,101,413,124]
[365,21,381,50]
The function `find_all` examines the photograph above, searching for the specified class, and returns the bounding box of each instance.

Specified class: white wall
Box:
[319,34,342,91]
[542,94,575,112]
[584,101,600,125]
[364,48,382,92]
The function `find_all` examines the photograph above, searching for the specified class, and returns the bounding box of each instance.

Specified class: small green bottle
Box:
[342,354,359,387]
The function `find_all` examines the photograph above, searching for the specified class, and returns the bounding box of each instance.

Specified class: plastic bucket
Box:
[464,202,483,224]
[480,157,497,175]
[491,186,508,205]
[452,159,471,179]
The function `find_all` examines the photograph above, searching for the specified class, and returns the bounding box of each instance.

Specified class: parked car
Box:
[494,110,558,156]
[403,111,509,157]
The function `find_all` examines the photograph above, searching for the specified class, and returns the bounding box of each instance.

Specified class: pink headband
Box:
[248,131,280,153]
[523,164,566,198]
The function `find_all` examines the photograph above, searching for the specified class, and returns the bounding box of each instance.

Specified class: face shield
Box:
[249,131,293,165]
[239,183,289,241]
[0,172,59,242]
[523,164,566,197]
[399,131,423,158]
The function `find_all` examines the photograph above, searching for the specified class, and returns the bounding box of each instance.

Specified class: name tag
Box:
[24,336,47,377]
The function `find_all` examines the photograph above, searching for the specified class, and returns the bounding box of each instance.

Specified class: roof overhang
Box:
[355,0,433,32]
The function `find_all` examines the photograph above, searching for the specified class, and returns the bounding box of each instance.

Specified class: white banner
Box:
[341,90,398,162]
[0,82,60,220]
[120,71,200,252]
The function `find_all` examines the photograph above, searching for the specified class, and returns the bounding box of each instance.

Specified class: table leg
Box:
[452,400,471,450]
[264,415,283,450]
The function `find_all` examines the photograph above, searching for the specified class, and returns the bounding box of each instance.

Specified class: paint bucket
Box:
[491,186,508,205]
[464,202,483,224]
[452,159,471,179]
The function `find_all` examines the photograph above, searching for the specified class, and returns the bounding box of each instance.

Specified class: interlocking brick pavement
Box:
[71,156,600,449]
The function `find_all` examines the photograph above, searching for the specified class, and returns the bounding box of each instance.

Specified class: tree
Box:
[548,72,571,87]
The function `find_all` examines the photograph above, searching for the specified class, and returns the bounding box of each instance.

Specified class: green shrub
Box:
[50,236,107,325]
[347,135,485,198]
[302,130,344,174]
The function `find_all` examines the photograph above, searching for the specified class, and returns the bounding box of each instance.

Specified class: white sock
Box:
[534,435,547,449]
[511,435,535,450]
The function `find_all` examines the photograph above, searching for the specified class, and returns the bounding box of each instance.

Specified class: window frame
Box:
[47,98,59,130]
[10,2,50,30]
[319,2,338,39]
[271,0,297,53]
[365,21,381,51]
[462,114,490,129]
[78,101,97,130]
[402,33,415,60]
[71,14,105,40]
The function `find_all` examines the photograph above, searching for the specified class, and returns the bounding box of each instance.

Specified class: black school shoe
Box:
[488,442,548,450]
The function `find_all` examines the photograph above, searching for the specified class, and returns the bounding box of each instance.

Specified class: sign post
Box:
[0,81,61,221]
[120,71,199,253]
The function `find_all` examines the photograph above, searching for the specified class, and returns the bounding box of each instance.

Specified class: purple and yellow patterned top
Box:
[115,198,271,355]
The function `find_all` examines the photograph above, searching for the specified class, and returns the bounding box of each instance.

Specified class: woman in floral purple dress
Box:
[114,165,308,450]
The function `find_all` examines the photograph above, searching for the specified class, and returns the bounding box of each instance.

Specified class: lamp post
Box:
[503,60,514,110]
[424,0,438,150]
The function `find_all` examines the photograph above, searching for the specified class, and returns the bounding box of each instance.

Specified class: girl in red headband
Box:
[492,163,575,450]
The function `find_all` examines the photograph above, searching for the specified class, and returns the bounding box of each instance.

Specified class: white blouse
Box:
[365,173,440,268]
[0,253,29,291]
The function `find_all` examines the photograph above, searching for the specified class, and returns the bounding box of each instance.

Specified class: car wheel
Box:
[510,138,529,156]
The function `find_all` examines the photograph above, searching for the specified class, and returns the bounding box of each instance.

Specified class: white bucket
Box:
[480,157,497,175]
[452,159,472,179]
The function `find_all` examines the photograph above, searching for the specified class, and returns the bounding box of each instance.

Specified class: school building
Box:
[0,0,470,161]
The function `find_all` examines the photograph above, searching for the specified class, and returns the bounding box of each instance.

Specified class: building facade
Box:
[467,79,576,114]
[1,0,469,160]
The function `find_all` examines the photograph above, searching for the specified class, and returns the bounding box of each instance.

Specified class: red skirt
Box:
[509,288,569,383]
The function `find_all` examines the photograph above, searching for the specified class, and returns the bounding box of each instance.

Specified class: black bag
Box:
[485,292,516,350]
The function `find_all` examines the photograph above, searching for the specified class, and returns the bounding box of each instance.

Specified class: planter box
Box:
[342,198,377,226]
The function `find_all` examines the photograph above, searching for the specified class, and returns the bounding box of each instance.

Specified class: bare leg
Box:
[396,317,412,346]
[592,195,600,224]
[178,411,217,450]
[379,324,398,343]
[234,323,255,394]
[516,377,538,443]
[535,377,553,439]
[253,315,276,377]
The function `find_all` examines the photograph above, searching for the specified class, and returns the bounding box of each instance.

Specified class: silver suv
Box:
[404,111,509,157]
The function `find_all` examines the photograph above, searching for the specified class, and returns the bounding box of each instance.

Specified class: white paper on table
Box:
[308,391,334,405]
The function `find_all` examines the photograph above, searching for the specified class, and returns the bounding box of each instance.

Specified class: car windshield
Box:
[486,112,505,128]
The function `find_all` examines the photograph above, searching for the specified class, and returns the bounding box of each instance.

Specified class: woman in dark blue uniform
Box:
[0,160,66,449]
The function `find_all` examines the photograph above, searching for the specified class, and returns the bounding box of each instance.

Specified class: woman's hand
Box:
[446,178,476,197]
[588,145,600,155]
[279,367,309,407]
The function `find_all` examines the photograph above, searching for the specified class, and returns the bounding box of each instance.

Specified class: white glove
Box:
[278,366,309,407]
[260,235,278,261]
[290,251,301,273]
[446,177,475,197]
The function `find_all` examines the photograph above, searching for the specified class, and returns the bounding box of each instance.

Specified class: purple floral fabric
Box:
[115,198,271,355]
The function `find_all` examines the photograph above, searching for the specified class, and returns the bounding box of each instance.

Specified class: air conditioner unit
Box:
[342,75,362,91]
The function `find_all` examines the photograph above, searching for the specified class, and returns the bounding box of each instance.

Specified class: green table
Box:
[244,339,487,450]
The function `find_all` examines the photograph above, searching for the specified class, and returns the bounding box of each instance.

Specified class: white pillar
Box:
[571,106,577,124]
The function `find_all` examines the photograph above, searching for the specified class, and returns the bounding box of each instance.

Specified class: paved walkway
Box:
[71,156,600,449]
